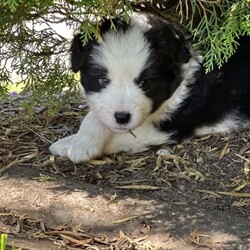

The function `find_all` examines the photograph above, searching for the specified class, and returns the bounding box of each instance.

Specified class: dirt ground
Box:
[0,96,250,250]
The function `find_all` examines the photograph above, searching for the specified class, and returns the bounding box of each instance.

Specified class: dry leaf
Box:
[233,181,248,192]
[119,230,126,238]
[113,214,145,224]
[244,161,250,175]
[238,145,250,155]
[198,190,222,198]
[89,159,108,165]
[195,135,212,141]
[217,191,250,197]
[219,142,229,160]
[114,185,162,190]
[22,149,39,160]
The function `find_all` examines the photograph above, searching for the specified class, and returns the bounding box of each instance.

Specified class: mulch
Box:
[0,95,249,249]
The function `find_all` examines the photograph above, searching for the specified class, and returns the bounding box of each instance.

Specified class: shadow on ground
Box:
[1,164,249,249]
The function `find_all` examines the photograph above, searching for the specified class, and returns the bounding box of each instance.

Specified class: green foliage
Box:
[0,0,23,12]
[78,0,132,44]
[0,234,7,250]
[0,233,22,250]
[0,0,249,103]
[0,0,131,107]
[185,0,250,72]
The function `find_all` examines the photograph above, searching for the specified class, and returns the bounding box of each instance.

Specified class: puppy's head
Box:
[71,13,191,132]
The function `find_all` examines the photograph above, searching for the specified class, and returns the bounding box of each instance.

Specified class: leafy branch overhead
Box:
[0,0,249,99]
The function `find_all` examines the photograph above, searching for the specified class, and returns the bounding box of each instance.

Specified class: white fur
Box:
[131,12,152,31]
[88,24,153,131]
[50,113,175,163]
[104,122,174,155]
[195,112,249,136]
[50,111,175,163]
[50,111,111,162]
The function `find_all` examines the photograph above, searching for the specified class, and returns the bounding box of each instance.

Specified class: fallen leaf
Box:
[113,214,147,224]
[119,230,126,238]
[89,159,108,165]
[198,190,222,198]
[233,180,249,192]
[114,185,162,190]
[219,142,229,160]
[244,161,250,175]
[217,191,250,197]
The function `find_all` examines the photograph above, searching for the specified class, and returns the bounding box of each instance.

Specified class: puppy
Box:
[50,13,250,163]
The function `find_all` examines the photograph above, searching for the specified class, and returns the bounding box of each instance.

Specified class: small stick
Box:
[128,129,136,138]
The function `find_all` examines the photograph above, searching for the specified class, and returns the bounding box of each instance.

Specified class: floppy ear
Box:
[171,28,192,64]
[178,45,191,63]
[145,21,191,64]
[70,18,128,73]
[70,34,87,73]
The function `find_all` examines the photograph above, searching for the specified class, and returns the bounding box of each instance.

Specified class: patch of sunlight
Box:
[7,82,26,94]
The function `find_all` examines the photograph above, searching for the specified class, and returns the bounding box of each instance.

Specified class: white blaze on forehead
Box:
[91,24,151,83]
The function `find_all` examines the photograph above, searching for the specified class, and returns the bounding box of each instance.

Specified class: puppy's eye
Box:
[98,77,110,88]
[138,79,150,88]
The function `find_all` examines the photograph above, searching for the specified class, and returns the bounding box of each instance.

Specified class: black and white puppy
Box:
[50,13,250,163]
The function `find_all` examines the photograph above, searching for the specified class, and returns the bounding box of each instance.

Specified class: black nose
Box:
[114,111,131,124]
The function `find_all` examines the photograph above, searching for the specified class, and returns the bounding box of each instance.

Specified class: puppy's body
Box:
[50,13,250,163]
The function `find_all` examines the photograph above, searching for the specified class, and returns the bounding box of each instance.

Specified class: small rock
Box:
[156,148,171,156]
[196,157,203,163]
[179,185,185,191]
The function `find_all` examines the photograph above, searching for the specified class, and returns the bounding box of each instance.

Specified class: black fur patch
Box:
[136,19,191,112]
[158,36,250,142]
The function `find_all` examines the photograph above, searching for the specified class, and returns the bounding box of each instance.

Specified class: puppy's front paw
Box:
[49,135,76,157]
[50,135,103,163]
[67,141,102,163]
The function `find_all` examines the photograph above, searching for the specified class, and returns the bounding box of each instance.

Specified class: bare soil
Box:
[0,97,250,249]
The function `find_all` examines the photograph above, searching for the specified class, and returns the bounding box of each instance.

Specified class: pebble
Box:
[156,148,171,156]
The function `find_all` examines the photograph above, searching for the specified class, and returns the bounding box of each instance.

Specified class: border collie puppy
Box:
[50,13,250,163]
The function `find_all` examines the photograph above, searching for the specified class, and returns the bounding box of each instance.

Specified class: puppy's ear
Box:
[172,28,192,64]
[178,46,191,63]
[70,34,87,73]
[146,21,192,64]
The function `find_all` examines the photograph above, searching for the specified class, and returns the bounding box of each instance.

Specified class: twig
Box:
[22,124,53,143]
[235,153,250,163]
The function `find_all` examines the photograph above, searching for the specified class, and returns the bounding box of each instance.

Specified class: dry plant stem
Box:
[128,129,137,138]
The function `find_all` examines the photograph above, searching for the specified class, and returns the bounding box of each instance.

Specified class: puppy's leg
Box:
[50,111,112,163]
[49,134,76,157]
[104,121,175,155]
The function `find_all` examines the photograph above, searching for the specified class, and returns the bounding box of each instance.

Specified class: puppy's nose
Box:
[114,111,131,124]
